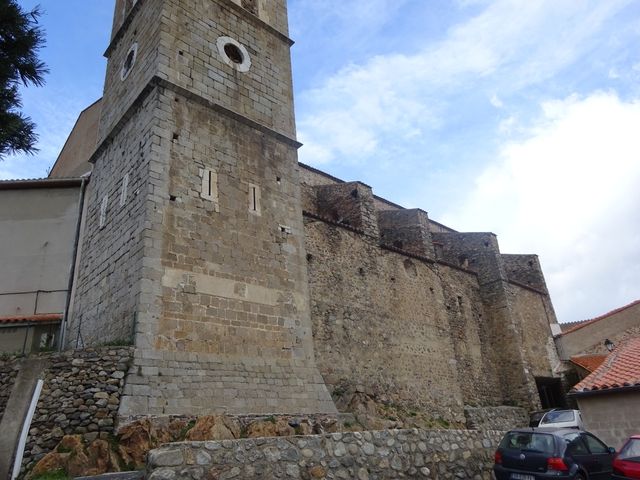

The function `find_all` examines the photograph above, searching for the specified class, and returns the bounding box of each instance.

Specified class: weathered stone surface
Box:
[9,348,133,475]
[185,416,240,441]
[29,435,122,479]
[147,448,184,468]
[464,406,528,430]
[245,418,294,439]
[147,428,503,480]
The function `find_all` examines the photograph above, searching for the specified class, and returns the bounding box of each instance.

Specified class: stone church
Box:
[0,0,564,427]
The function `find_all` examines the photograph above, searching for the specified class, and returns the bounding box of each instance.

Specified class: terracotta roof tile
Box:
[0,314,63,325]
[572,336,640,393]
[570,354,608,373]
[560,299,640,336]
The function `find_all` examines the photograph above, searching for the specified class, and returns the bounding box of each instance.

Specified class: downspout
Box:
[60,177,88,351]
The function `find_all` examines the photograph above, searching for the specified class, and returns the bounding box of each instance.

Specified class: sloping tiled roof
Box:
[0,314,63,325]
[560,299,640,336]
[570,354,608,373]
[572,336,640,393]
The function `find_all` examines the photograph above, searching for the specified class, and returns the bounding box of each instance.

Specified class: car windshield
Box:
[619,439,640,461]
[500,432,555,454]
[541,410,575,424]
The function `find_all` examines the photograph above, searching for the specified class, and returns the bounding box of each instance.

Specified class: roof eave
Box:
[569,384,640,398]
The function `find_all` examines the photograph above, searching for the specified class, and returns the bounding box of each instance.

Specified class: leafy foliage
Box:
[0,0,48,158]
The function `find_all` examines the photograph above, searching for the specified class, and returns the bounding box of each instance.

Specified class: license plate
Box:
[510,475,535,480]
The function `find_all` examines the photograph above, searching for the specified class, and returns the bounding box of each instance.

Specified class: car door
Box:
[565,433,594,477]
[582,432,614,479]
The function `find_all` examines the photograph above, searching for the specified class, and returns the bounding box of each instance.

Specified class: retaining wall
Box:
[147,428,503,480]
[0,348,134,473]
[0,356,20,423]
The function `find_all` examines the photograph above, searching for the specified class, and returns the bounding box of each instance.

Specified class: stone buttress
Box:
[68,0,336,420]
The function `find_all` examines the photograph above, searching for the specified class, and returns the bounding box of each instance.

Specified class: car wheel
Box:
[574,474,586,480]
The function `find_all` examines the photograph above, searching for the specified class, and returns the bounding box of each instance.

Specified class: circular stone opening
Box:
[215,36,252,73]
[224,43,244,64]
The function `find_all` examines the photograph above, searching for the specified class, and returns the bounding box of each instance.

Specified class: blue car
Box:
[494,428,615,479]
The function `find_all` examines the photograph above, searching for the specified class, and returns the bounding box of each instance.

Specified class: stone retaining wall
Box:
[14,347,133,472]
[0,355,21,423]
[464,406,528,431]
[147,428,503,480]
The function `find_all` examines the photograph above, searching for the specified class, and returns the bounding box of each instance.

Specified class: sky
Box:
[5,0,640,324]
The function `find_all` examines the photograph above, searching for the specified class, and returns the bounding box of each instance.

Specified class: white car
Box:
[538,409,585,429]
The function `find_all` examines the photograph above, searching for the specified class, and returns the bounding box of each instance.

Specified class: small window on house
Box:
[200,168,219,208]
[121,43,138,81]
[119,174,129,207]
[249,183,261,215]
[99,195,109,229]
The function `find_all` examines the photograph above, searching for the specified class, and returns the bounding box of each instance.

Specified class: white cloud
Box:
[444,92,640,322]
[490,94,504,108]
[297,0,633,166]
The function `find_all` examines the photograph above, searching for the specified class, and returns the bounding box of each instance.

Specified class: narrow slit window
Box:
[119,174,129,207]
[249,183,261,215]
[200,168,219,209]
[99,195,109,229]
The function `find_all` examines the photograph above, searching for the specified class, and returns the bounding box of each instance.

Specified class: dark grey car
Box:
[494,428,615,479]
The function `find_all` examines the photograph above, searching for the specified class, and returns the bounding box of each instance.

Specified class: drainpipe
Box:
[60,177,88,351]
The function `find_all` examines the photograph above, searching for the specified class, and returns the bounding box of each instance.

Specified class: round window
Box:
[120,43,138,81]
[216,36,251,73]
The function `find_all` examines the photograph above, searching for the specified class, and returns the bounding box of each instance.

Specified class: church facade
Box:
[2,0,564,425]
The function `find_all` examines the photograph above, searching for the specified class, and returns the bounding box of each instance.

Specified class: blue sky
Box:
[6,0,640,324]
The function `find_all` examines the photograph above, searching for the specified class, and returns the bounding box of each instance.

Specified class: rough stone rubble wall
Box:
[303,180,555,420]
[147,428,503,480]
[305,219,468,423]
[10,348,133,472]
[0,356,20,423]
[464,406,528,431]
[508,283,559,380]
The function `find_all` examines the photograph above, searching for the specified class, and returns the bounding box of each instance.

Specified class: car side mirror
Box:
[608,447,616,454]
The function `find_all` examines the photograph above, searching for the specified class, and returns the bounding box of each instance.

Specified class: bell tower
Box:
[68,0,336,419]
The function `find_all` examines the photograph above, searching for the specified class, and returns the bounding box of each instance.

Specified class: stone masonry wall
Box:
[116,83,335,418]
[0,355,20,423]
[508,284,559,380]
[160,0,297,138]
[501,254,548,293]
[437,267,502,407]
[464,406,528,431]
[147,428,503,480]
[0,348,133,473]
[432,232,542,410]
[68,88,158,348]
[305,218,472,423]
[98,0,161,144]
